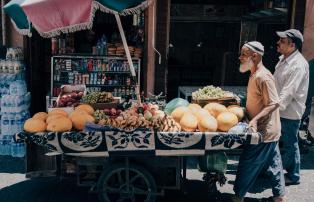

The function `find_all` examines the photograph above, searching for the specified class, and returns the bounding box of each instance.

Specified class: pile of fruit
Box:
[97,103,181,132]
[24,104,95,133]
[81,92,114,104]
[170,102,244,132]
[93,108,123,121]
[192,85,234,100]
[57,91,84,107]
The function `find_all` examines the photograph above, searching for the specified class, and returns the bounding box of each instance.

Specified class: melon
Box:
[164,98,189,115]
[69,109,88,119]
[171,106,191,123]
[227,105,245,121]
[204,103,227,118]
[180,113,198,132]
[198,115,218,132]
[71,114,95,131]
[47,117,73,132]
[194,108,211,121]
[48,109,68,117]
[32,112,48,121]
[216,112,238,132]
[75,104,94,115]
[188,103,202,115]
[46,114,65,124]
[24,118,46,133]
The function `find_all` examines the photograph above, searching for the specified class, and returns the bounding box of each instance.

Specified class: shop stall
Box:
[3,1,264,201]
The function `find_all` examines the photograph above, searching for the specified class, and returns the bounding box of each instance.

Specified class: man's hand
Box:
[248,119,258,132]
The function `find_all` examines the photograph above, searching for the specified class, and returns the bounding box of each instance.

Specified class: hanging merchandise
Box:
[0,47,30,157]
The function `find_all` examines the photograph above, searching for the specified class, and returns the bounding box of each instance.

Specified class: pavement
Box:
[1,145,314,202]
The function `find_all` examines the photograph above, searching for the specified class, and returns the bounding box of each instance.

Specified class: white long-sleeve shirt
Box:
[273,50,309,120]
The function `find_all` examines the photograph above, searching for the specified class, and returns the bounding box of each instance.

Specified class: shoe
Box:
[273,196,286,202]
[284,174,300,186]
[306,132,314,146]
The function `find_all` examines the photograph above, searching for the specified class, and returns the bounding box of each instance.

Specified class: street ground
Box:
[0,146,314,202]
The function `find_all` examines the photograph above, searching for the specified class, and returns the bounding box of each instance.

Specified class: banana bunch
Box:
[99,114,152,131]
[151,114,181,132]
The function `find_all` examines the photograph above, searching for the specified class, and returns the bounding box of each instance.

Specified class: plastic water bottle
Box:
[101,35,107,55]
[15,113,23,133]
[16,143,25,158]
[10,142,17,157]
[1,113,9,139]
[0,140,4,155]
[8,112,16,137]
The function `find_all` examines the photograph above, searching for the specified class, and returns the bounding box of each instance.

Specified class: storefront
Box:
[153,0,307,100]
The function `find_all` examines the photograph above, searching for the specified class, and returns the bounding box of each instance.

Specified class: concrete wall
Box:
[302,0,314,61]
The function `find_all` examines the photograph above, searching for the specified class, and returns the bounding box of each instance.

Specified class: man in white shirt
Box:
[274,29,309,186]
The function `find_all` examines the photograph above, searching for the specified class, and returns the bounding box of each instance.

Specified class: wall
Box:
[154,0,170,95]
[5,18,24,47]
[302,0,314,60]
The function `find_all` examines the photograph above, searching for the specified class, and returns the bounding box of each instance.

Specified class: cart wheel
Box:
[97,163,157,202]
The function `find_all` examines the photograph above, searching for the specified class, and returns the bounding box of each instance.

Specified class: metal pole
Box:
[114,13,136,77]
[114,13,141,104]
[1,0,7,46]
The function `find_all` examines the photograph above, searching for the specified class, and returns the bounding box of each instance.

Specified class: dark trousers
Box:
[234,142,285,198]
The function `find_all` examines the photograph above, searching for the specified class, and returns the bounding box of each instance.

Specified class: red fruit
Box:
[110,108,117,116]
[143,104,148,111]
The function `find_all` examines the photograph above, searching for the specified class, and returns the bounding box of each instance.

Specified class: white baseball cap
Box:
[276,29,304,43]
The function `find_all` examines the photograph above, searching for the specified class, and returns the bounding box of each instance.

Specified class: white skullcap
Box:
[243,41,264,56]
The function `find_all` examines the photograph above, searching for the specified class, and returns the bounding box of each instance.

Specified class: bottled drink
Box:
[9,112,16,136]
[10,142,17,157]
[1,113,9,138]
[15,113,23,133]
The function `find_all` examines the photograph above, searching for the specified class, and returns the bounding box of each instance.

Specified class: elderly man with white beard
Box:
[232,41,286,202]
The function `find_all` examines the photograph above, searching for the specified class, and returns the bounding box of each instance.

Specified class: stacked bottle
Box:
[0,47,29,157]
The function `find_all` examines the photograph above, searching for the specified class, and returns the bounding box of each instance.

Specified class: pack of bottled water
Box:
[0,47,29,157]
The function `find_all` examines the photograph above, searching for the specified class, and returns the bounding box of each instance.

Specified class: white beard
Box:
[239,57,254,73]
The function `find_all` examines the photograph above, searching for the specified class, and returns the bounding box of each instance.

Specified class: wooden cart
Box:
[16,125,261,202]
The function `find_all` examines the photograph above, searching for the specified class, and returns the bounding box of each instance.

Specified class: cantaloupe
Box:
[227,105,245,121]
[204,103,227,118]
[75,104,94,115]
[69,109,88,119]
[24,118,46,133]
[216,112,238,132]
[71,114,95,131]
[171,106,191,123]
[48,109,68,117]
[47,117,73,132]
[188,103,202,115]
[194,108,211,121]
[46,114,65,124]
[198,115,218,132]
[180,113,198,132]
[32,112,48,121]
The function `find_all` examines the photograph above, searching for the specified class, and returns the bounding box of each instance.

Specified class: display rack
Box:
[50,55,141,104]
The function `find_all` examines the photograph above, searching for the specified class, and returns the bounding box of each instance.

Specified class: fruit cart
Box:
[15,124,261,202]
